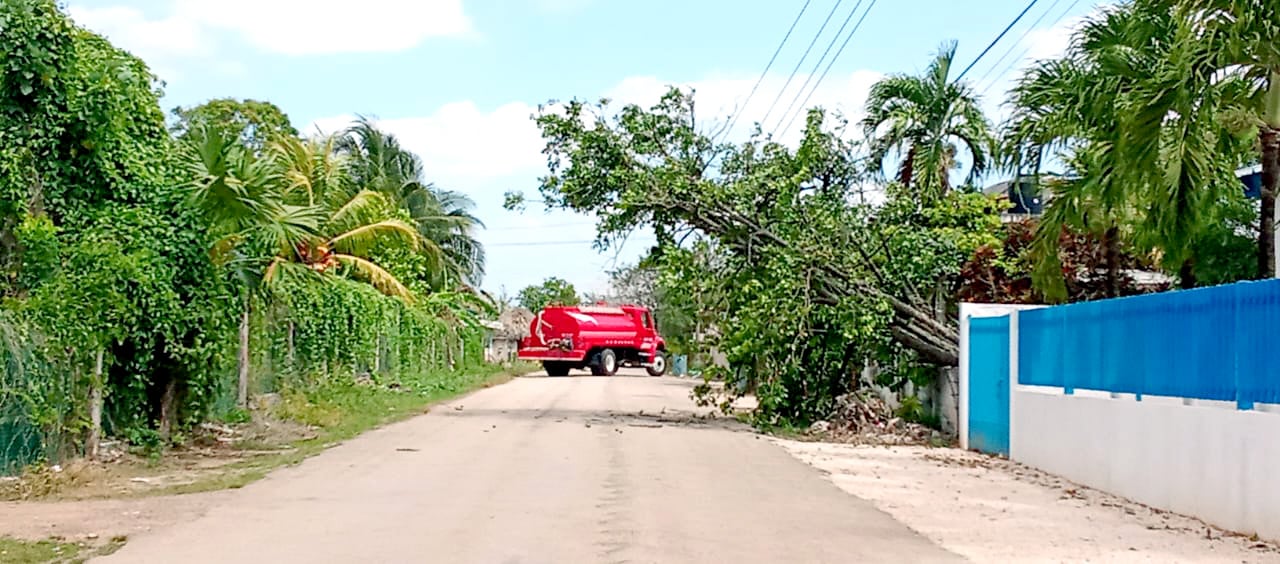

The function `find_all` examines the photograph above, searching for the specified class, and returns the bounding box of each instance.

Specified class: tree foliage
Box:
[0,0,494,464]
[863,41,992,198]
[514,86,1003,424]
[1002,0,1262,298]
[517,277,580,312]
[170,98,298,152]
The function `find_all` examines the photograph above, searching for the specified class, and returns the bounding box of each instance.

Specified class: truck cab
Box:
[517,304,667,377]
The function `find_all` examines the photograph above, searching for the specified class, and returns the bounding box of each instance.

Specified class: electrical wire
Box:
[758,0,846,128]
[769,0,865,136]
[954,0,1041,82]
[971,0,1064,88]
[720,0,815,141]
[977,0,1083,98]
[775,0,879,138]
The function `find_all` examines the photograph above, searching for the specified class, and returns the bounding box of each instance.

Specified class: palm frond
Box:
[329,219,421,256]
[334,254,414,302]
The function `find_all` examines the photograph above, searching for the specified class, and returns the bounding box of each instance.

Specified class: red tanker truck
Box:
[517,304,667,377]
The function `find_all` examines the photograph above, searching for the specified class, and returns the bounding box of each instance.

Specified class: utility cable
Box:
[977,0,1082,98]
[776,0,879,138]
[758,0,846,128]
[971,0,1064,89]
[954,0,1041,82]
[721,0,815,141]
[770,0,866,137]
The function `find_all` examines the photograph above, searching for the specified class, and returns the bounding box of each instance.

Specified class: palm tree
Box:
[338,118,486,287]
[1175,0,1280,278]
[263,134,423,300]
[1002,0,1252,298]
[182,129,421,406]
[180,126,320,407]
[862,41,992,198]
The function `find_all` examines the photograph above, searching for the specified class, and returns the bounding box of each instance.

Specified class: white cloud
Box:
[68,5,209,58]
[311,101,543,188]
[69,0,472,68]
[67,4,212,78]
[174,0,472,56]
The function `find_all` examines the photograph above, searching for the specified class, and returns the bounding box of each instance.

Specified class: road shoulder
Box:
[778,440,1280,563]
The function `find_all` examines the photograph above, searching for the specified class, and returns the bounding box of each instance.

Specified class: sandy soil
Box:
[81,372,956,563]
[779,441,1280,563]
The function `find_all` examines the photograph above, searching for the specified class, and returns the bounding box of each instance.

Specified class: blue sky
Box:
[67,0,1103,297]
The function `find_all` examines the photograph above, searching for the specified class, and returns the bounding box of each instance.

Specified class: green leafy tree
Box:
[2,0,236,444]
[170,98,298,153]
[515,88,998,425]
[517,277,580,312]
[862,41,992,198]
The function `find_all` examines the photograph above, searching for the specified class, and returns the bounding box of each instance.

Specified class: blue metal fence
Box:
[1017,279,1280,408]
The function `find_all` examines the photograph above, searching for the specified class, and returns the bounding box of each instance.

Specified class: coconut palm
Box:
[263,135,422,301]
[338,117,486,288]
[180,125,320,407]
[862,41,993,198]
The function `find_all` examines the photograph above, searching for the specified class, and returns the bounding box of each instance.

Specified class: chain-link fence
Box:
[0,278,486,475]
[0,312,74,476]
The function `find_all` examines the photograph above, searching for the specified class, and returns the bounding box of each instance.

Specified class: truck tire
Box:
[598,349,619,376]
[543,361,570,377]
[646,351,667,377]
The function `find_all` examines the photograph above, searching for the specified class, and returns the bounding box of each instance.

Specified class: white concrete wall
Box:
[1011,388,1280,540]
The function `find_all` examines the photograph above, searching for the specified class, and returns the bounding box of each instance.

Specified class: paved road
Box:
[99,371,959,563]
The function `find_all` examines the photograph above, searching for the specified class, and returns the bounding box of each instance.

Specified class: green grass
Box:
[0,535,127,564]
[0,537,81,564]
[154,362,538,496]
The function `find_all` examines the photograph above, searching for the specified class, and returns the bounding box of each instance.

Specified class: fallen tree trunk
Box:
[659,198,961,366]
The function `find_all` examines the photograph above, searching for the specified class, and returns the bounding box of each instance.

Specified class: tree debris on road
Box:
[806,391,939,446]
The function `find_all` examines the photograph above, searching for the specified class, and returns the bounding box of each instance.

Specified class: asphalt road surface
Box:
[99,370,959,563]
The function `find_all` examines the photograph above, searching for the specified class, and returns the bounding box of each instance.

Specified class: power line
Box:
[758,0,846,128]
[776,0,879,138]
[971,0,1064,89]
[979,45,1032,98]
[486,240,596,247]
[954,0,1041,82]
[483,221,598,232]
[770,0,866,137]
[721,0,815,141]
[977,0,1082,98]
[487,239,656,248]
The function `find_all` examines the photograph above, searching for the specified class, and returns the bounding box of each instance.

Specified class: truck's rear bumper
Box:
[517,347,587,362]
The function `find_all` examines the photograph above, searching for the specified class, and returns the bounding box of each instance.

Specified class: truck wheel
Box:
[646,351,667,377]
[598,349,619,376]
[543,361,570,377]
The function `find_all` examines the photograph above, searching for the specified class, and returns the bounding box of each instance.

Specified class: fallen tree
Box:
[512,89,999,423]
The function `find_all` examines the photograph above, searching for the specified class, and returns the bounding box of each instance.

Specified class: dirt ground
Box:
[82,371,956,563]
[4,372,1277,563]
[780,441,1280,563]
